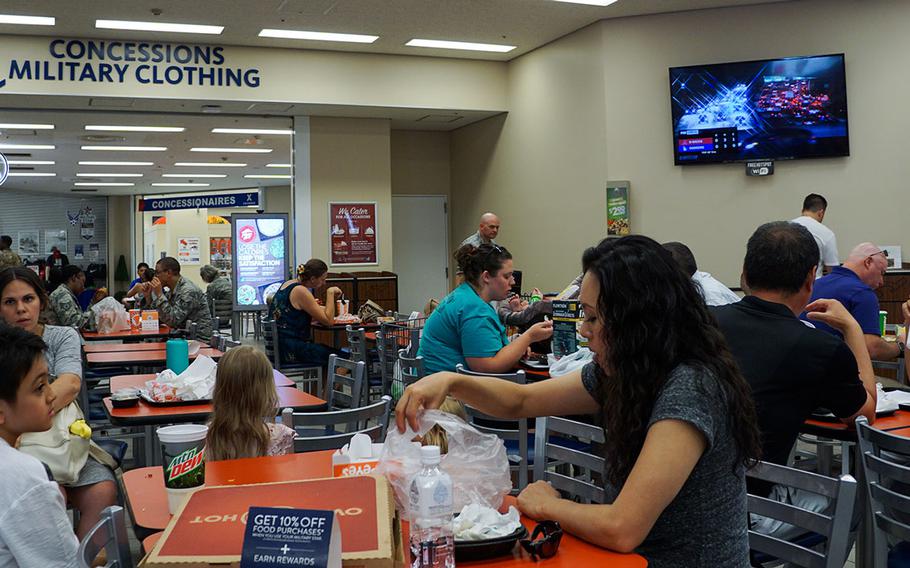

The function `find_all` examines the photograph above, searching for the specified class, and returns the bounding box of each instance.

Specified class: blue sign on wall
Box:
[139,191,259,212]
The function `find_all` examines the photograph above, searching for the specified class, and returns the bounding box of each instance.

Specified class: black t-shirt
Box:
[711,296,867,472]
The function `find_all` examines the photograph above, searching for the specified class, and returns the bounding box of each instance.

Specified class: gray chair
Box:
[397,348,426,391]
[326,354,366,412]
[209,296,233,330]
[345,325,382,404]
[856,415,910,567]
[78,505,133,568]
[261,315,323,397]
[280,395,391,453]
[456,364,529,491]
[746,460,857,568]
[533,415,605,504]
[374,329,398,398]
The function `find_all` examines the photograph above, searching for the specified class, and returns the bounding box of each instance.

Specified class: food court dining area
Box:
[4,1,910,567]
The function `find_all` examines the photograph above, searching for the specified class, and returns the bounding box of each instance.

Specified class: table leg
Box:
[852,442,873,568]
[144,425,156,466]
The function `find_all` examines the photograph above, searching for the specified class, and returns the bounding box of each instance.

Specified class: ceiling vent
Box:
[201,105,223,113]
[80,134,127,143]
[71,188,98,192]
[416,114,464,124]
[246,103,295,113]
[89,97,135,108]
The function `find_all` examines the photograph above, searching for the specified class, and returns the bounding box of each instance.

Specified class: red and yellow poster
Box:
[329,202,378,265]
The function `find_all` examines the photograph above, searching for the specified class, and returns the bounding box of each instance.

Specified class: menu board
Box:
[231,213,289,311]
[329,202,378,265]
[606,181,631,236]
[551,300,588,359]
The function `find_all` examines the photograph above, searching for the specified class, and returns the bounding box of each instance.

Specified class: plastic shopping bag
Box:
[548,347,594,377]
[377,410,512,520]
[90,296,130,334]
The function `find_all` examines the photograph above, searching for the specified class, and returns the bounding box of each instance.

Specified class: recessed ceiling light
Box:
[161,173,227,178]
[0,143,55,150]
[552,0,618,5]
[81,145,167,151]
[0,123,54,129]
[266,163,292,168]
[78,161,155,166]
[405,39,516,53]
[7,172,56,177]
[174,162,247,167]
[85,125,185,133]
[0,14,55,26]
[258,29,378,44]
[211,128,293,135]
[7,160,54,165]
[74,182,134,187]
[95,19,223,35]
[151,183,211,187]
[76,173,144,178]
[244,174,292,179]
[190,147,272,153]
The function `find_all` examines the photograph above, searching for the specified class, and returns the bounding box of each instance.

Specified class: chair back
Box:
[397,348,426,389]
[533,416,605,504]
[374,329,397,397]
[345,325,369,367]
[746,461,857,568]
[326,354,365,412]
[856,415,910,567]
[281,396,391,453]
[78,505,133,568]
[210,297,233,329]
[221,338,241,350]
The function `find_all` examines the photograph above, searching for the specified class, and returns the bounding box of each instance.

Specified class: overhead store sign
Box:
[139,192,259,212]
[0,38,260,89]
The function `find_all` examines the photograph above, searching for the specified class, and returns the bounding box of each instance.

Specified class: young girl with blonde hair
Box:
[206,346,296,461]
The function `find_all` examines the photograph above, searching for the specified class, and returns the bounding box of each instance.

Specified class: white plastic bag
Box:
[90,296,130,334]
[547,347,594,376]
[377,410,512,520]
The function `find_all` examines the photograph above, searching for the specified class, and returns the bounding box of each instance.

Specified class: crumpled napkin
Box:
[877,383,905,413]
[454,504,522,541]
[146,355,217,401]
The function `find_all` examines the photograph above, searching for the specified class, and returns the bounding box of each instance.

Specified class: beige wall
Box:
[451,0,910,290]
[309,117,394,272]
[391,131,451,197]
[106,195,132,292]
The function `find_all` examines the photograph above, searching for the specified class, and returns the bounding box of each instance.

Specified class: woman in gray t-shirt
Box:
[396,236,763,567]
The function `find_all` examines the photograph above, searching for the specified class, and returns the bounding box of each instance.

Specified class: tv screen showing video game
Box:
[670,54,849,165]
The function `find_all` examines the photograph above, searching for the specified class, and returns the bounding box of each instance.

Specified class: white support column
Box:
[292,116,312,265]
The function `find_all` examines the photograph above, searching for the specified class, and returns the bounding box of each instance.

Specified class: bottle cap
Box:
[420,445,441,465]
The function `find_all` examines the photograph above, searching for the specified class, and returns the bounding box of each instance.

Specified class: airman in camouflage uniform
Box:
[0,235,22,272]
[200,264,232,303]
[49,284,95,330]
[150,257,213,340]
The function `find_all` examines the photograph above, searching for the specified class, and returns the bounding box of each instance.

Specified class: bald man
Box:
[800,242,899,360]
[460,212,500,249]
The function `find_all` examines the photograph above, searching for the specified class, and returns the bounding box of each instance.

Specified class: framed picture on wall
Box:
[17,231,39,255]
[328,202,378,265]
[44,229,67,254]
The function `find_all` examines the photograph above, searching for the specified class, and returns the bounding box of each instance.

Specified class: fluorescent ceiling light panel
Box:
[211,128,293,135]
[81,145,167,151]
[552,0,618,5]
[174,162,247,167]
[76,173,143,178]
[7,160,54,165]
[405,38,516,53]
[161,173,227,178]
[0,123,54,129]
[0,14,55,26]
[0,143,55,150]
[266,163,292,168]
[96,19,223,35]
[244,174,292,179]
[78,161,154,166]
[259,29,378,43]
[151,183,211,187]
[190,147,272,153]
[7,172,55,177]
[74,182,134,187]
[85,125,185,133]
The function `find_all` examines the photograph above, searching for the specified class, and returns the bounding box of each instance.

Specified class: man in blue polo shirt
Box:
[801,242,900,360]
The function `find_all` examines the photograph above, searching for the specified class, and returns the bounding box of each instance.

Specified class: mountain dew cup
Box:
[157,424,208,514]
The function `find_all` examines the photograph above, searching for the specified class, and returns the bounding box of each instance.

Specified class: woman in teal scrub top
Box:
[418,244,553,374]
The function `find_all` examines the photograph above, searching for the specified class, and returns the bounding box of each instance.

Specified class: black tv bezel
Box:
[669,53,850,166]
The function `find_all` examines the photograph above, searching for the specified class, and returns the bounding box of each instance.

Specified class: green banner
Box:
[606,181,630,236]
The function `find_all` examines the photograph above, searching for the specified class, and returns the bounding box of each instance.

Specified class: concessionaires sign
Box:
[139,192,259,212]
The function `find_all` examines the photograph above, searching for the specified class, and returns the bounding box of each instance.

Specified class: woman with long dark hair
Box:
[397,236,762,567]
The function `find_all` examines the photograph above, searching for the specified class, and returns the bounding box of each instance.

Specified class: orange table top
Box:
[125,452,646,567]
[802,410,910,441]
[83,342,170,353]
[86,347,223,367]
[103,386,326,426]
[110,370,294,391]
[142,533,161,555]
[81,325,171,341]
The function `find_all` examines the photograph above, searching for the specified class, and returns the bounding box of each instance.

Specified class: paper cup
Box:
[157,424,208,514]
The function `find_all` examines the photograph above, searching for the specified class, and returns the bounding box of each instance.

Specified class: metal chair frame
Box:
[326,354,366,412]
[77,505,133,568]
[281,396,391,453]
[261,314,324,397]
[533,415,605,504]
[397,348,426,391]
[374,329,398,398]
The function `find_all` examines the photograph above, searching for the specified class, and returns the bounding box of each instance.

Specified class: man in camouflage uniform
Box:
[0,235,22,272]
[148,257,213,340]
[200,264,232,303]
[48,265,106,330]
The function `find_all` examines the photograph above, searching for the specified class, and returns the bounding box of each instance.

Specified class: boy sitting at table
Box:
[0,325,79,566]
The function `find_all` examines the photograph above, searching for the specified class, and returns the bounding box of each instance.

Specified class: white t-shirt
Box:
[692,271,741,306]
[0,439,79,568]
[791,215,839,278]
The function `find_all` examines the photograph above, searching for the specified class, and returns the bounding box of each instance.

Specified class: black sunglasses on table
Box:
[520,520,563,560]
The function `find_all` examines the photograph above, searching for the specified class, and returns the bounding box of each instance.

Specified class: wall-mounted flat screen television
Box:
[669,54,849,165]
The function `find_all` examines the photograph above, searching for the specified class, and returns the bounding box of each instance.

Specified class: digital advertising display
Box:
[231,213,289,311]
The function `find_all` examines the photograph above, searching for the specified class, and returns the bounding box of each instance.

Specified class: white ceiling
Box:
[0,110,292,196]
[2,0,792,62]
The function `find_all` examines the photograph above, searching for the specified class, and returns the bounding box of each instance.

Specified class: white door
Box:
[392,195,449,314]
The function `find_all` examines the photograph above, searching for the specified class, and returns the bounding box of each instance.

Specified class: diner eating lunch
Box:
[3,3,910,567]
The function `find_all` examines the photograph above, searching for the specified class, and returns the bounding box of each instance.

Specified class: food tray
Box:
[139,392,211,407]
[454,526,528,562]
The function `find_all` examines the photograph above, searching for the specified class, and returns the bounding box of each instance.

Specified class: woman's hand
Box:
[525,320,554,342]
[805,298,860,334]
[517,480,561,520]
[395,372,456,433]
[327,286,343,298]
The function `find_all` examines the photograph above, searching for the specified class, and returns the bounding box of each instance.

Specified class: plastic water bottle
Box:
[409,445,455,568]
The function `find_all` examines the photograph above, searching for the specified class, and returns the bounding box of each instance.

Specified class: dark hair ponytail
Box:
[454,244,512,286]
[297,259,328,283]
